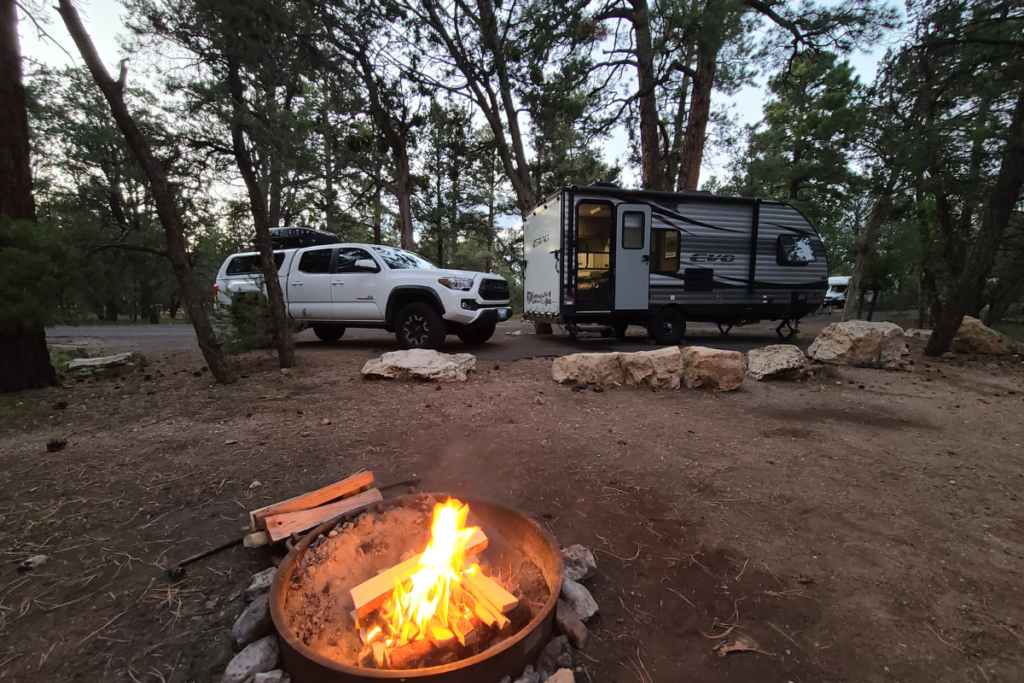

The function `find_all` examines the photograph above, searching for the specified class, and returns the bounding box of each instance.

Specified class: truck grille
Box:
[479,279,510,301]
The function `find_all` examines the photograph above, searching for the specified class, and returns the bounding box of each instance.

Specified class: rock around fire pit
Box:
[268,493,574,683]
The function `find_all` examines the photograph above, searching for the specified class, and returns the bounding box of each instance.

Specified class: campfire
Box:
[352,499,519,669]
[279,492,552,674]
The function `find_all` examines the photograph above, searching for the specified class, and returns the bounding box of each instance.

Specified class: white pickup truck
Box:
[214,243,513,349]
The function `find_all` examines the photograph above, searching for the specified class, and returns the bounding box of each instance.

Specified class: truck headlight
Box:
[438,277,474,291]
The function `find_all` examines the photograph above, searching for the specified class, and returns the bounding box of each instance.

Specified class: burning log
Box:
[350,527,489,618]
[463,568,519,613]
[455,585,510,630]
[387,638,437,670]
[426,618,456,648]
[451,613,478,647]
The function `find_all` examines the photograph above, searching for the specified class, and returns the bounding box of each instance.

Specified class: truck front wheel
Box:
[313,324,346,342]
[457,321,496,345]
[395,302,446,350]
[647,307,686,345]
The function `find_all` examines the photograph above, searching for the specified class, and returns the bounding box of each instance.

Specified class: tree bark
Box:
[842,188,893,321]
[57,0,234,383]
[0,0,59,391]
[632,0,666,190]
[226,56,295,368]
[677,45,717,191]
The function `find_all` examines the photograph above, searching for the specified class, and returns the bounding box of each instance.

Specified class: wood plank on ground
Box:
[350,527,488,618]
[249,470,374,531]
[264,488,382,542]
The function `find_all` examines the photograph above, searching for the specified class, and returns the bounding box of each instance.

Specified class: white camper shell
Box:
[523,184,829,343]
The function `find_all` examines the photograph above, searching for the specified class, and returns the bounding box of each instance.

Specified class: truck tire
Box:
[395,302,446,350]
[457,322,496,345]
[647,307,686,345]
[312,324,345,342]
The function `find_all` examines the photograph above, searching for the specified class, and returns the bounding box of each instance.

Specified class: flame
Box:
[382,500,478,645]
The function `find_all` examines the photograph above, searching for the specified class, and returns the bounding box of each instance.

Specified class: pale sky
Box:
[18,0,893,191]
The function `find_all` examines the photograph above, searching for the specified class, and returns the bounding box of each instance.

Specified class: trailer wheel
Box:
[647,308,686,345]
[395,302,446,350]
[313,324,346,342]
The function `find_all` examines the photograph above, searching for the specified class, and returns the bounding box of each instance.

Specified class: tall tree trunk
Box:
[57,0,235,383]
[632,0,666,190]
[677,46,717,191]
[843,188,893,321]
[0,0,58,391]
[226,56,295,368]
[485,181,494,273]
[373,161,383,245]
[393,147,415,250]
[925,89,1024,356]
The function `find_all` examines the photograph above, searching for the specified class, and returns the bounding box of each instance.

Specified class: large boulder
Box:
[680,346,746,391]
[747,344,806,380]
[618,347,683,389]
[806,321,907,367]
[361,349,476,382]
[67,352,139,378]
[552,353,626,385]
[952,316,1017,355]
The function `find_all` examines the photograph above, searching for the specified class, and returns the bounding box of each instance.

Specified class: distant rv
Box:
[522,183,829,342]
[825,276,851,310]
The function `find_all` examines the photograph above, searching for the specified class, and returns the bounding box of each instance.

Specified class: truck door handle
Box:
[291,282,303,286]
[642,255,650,263]
[332,281,344,286]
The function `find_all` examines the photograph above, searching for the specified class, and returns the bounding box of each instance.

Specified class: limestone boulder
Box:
[806,321,907,367]
[361,349,476,382]
[552,353,625,385]
[680,346,746,391]
[747,344,806,380]
[904,328,932,339]
[561,545,597,583]
[222,635,279,683]
[560,579,598,622]
[952,316,1016,356]
[618,347,683,389]
[67,352,139,378]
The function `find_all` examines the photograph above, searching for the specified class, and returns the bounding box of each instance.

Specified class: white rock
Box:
[361,349,476,382]
[244,567,276,603]
[807,321,907,367]
[560,579,598,622]
[231,594,272,651]
[253,671,290,683]
[221,635,278,683]
[747,344,806,380]
[249,480,261,489]
[561,545,596,582]
[904,328,932,339]
[952,316,1018,355]
[545,670,575,683]
[67,352,134,370]
[17,555,49,572]
[618,347,683,389]
[552,353,625,385]
[680,346,746,391]
[513,665,541,683]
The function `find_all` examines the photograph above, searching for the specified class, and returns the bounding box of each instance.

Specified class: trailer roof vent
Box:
[589,181,620,188]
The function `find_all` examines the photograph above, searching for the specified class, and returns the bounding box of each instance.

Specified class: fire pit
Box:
[269,493,564,683]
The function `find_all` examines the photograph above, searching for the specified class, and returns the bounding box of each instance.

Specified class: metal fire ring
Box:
[269,494,565,683]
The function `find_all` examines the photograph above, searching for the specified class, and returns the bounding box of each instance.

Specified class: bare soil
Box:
[1,337,1022,683]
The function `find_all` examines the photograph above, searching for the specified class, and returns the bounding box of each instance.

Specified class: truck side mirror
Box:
[354,259,378,272]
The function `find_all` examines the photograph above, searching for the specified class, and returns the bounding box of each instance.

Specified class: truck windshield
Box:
[373,247,437,270]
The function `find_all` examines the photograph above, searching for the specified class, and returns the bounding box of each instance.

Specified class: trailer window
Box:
[777,235,816,266]
[650,229,680,274]
[622,212,645,249]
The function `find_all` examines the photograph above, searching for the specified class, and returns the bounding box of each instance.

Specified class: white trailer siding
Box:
[523,195,563,317]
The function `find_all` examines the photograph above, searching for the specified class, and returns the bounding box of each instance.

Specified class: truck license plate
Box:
[498,309,508,321]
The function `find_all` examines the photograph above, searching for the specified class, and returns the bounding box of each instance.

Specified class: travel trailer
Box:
[522,183,829,343]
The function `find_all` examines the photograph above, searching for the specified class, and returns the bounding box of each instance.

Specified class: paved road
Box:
[47,318,827,362]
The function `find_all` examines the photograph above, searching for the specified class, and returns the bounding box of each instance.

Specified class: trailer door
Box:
[614,204,652,310]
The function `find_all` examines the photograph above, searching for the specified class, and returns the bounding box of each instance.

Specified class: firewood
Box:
[371,641,387,669]
[426,618,456,648]
[350,527,489,618]
[243,530,270,548]
[454,585,510,630]
[264,488,382,542]
[463,569,519,613]
[451,613,478,647]
[249,470,374,531]
[387,638,436,669]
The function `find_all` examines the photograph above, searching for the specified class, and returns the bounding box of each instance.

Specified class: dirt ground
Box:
[1,335,1022,683]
